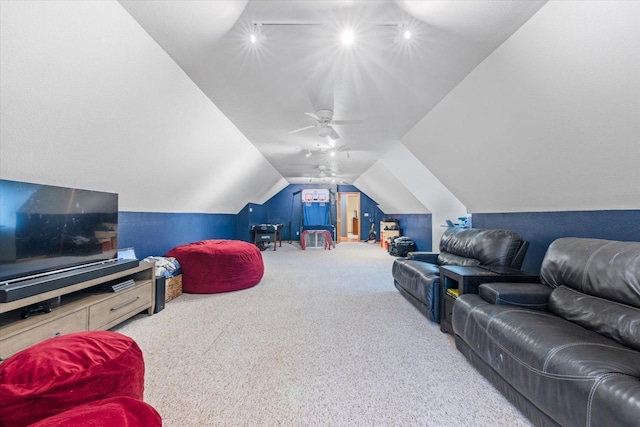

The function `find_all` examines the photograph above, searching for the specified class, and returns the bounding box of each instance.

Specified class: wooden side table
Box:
[439,265,539,335]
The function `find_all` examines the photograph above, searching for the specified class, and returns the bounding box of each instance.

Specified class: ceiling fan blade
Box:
[329,126,341,140]
[288,125,316,134]
[304,112,320,121]
[331,119,363,125]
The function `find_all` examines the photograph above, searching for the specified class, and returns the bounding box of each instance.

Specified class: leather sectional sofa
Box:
[453,237,640,426]
[392,227,529,322]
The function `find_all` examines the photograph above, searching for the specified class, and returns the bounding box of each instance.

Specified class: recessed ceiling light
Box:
[403,29,411,39]
[250,23,261,45]
[341,30,355,46]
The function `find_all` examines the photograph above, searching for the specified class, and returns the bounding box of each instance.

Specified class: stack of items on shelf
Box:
[445,288,459,299]
[380,218,400,250]
[380,218,417,256]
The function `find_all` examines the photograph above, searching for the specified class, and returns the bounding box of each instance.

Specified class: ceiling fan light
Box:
[318,127,331,138]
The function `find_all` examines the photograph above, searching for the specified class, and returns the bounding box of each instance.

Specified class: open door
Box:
[337,192,360,242]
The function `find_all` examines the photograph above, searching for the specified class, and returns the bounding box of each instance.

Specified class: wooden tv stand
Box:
[0,262,155,361]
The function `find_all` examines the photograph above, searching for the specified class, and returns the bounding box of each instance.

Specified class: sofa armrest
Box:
[478,282,553,312]
[406,252,439,264]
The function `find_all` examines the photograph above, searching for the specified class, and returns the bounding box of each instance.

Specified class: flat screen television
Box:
[0,180,129,301]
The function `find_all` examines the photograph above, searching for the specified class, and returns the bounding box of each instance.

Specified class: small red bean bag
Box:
[166,239,264,294]
[26,396,161,427]
[0,331,145,427]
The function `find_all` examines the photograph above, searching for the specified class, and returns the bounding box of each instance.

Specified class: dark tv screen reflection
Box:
[0,179,118,283]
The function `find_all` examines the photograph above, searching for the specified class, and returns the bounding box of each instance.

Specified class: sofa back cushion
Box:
[549,285,640,351]
[540,237,640,309]
[437,252,481,266]
[438,228,524,266]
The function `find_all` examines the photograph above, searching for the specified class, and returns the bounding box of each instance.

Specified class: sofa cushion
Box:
[549,285,640,351]
[588,374,640,427]
[439,228,523,266]
[540,238,640,308]
[453,294,640,427]
[479,282,553,311]
[437,252,481,266]
[455,295,640,377]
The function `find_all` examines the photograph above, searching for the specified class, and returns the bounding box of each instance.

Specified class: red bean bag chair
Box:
[26,397,161,427]
[0,331,145,427]
[166,239,264,294]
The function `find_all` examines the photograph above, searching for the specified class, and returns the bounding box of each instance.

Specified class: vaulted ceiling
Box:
[4,0,636,238]
[119,0,546,185]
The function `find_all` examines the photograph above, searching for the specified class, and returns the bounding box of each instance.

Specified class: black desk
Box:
[439,265,539,335]
[251,224,282,251]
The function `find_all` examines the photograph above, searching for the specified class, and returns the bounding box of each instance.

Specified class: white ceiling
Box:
[119,0,546,185]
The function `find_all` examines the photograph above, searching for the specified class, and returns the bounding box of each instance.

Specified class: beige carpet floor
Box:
[114,242,532,427]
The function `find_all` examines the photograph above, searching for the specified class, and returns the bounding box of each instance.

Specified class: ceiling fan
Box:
[288,109,361,140]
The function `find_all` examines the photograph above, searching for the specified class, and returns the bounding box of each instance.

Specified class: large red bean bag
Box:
[166,239,264,294]
[0,331,145,427]
[26,397,161,427]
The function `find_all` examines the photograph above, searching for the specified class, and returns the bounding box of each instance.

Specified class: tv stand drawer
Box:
[89,282,152,330]
[0,309,87,360]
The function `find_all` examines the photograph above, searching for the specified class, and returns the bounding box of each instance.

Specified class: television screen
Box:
[0,179,119,283]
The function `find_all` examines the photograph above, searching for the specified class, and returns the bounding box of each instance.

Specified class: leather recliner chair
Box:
[391,227,529,322]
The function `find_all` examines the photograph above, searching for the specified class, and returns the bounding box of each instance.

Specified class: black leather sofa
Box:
[453,237,640,427]
[391,228,529,322]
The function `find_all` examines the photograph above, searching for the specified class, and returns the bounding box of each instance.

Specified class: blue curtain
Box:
[303,203,329,225]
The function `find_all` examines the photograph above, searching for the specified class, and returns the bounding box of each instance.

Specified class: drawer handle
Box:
[110,296,140,312]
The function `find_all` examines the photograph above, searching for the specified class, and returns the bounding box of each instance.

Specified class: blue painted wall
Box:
[119,212,236,259]
[473,210,640,274]
[118,186,432,259]
[384,213,433,252]
[260,184,432,248]
[264,184,309,241]
[237,203,268,243]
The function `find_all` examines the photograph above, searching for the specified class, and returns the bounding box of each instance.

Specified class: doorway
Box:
[337,192,360,242]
